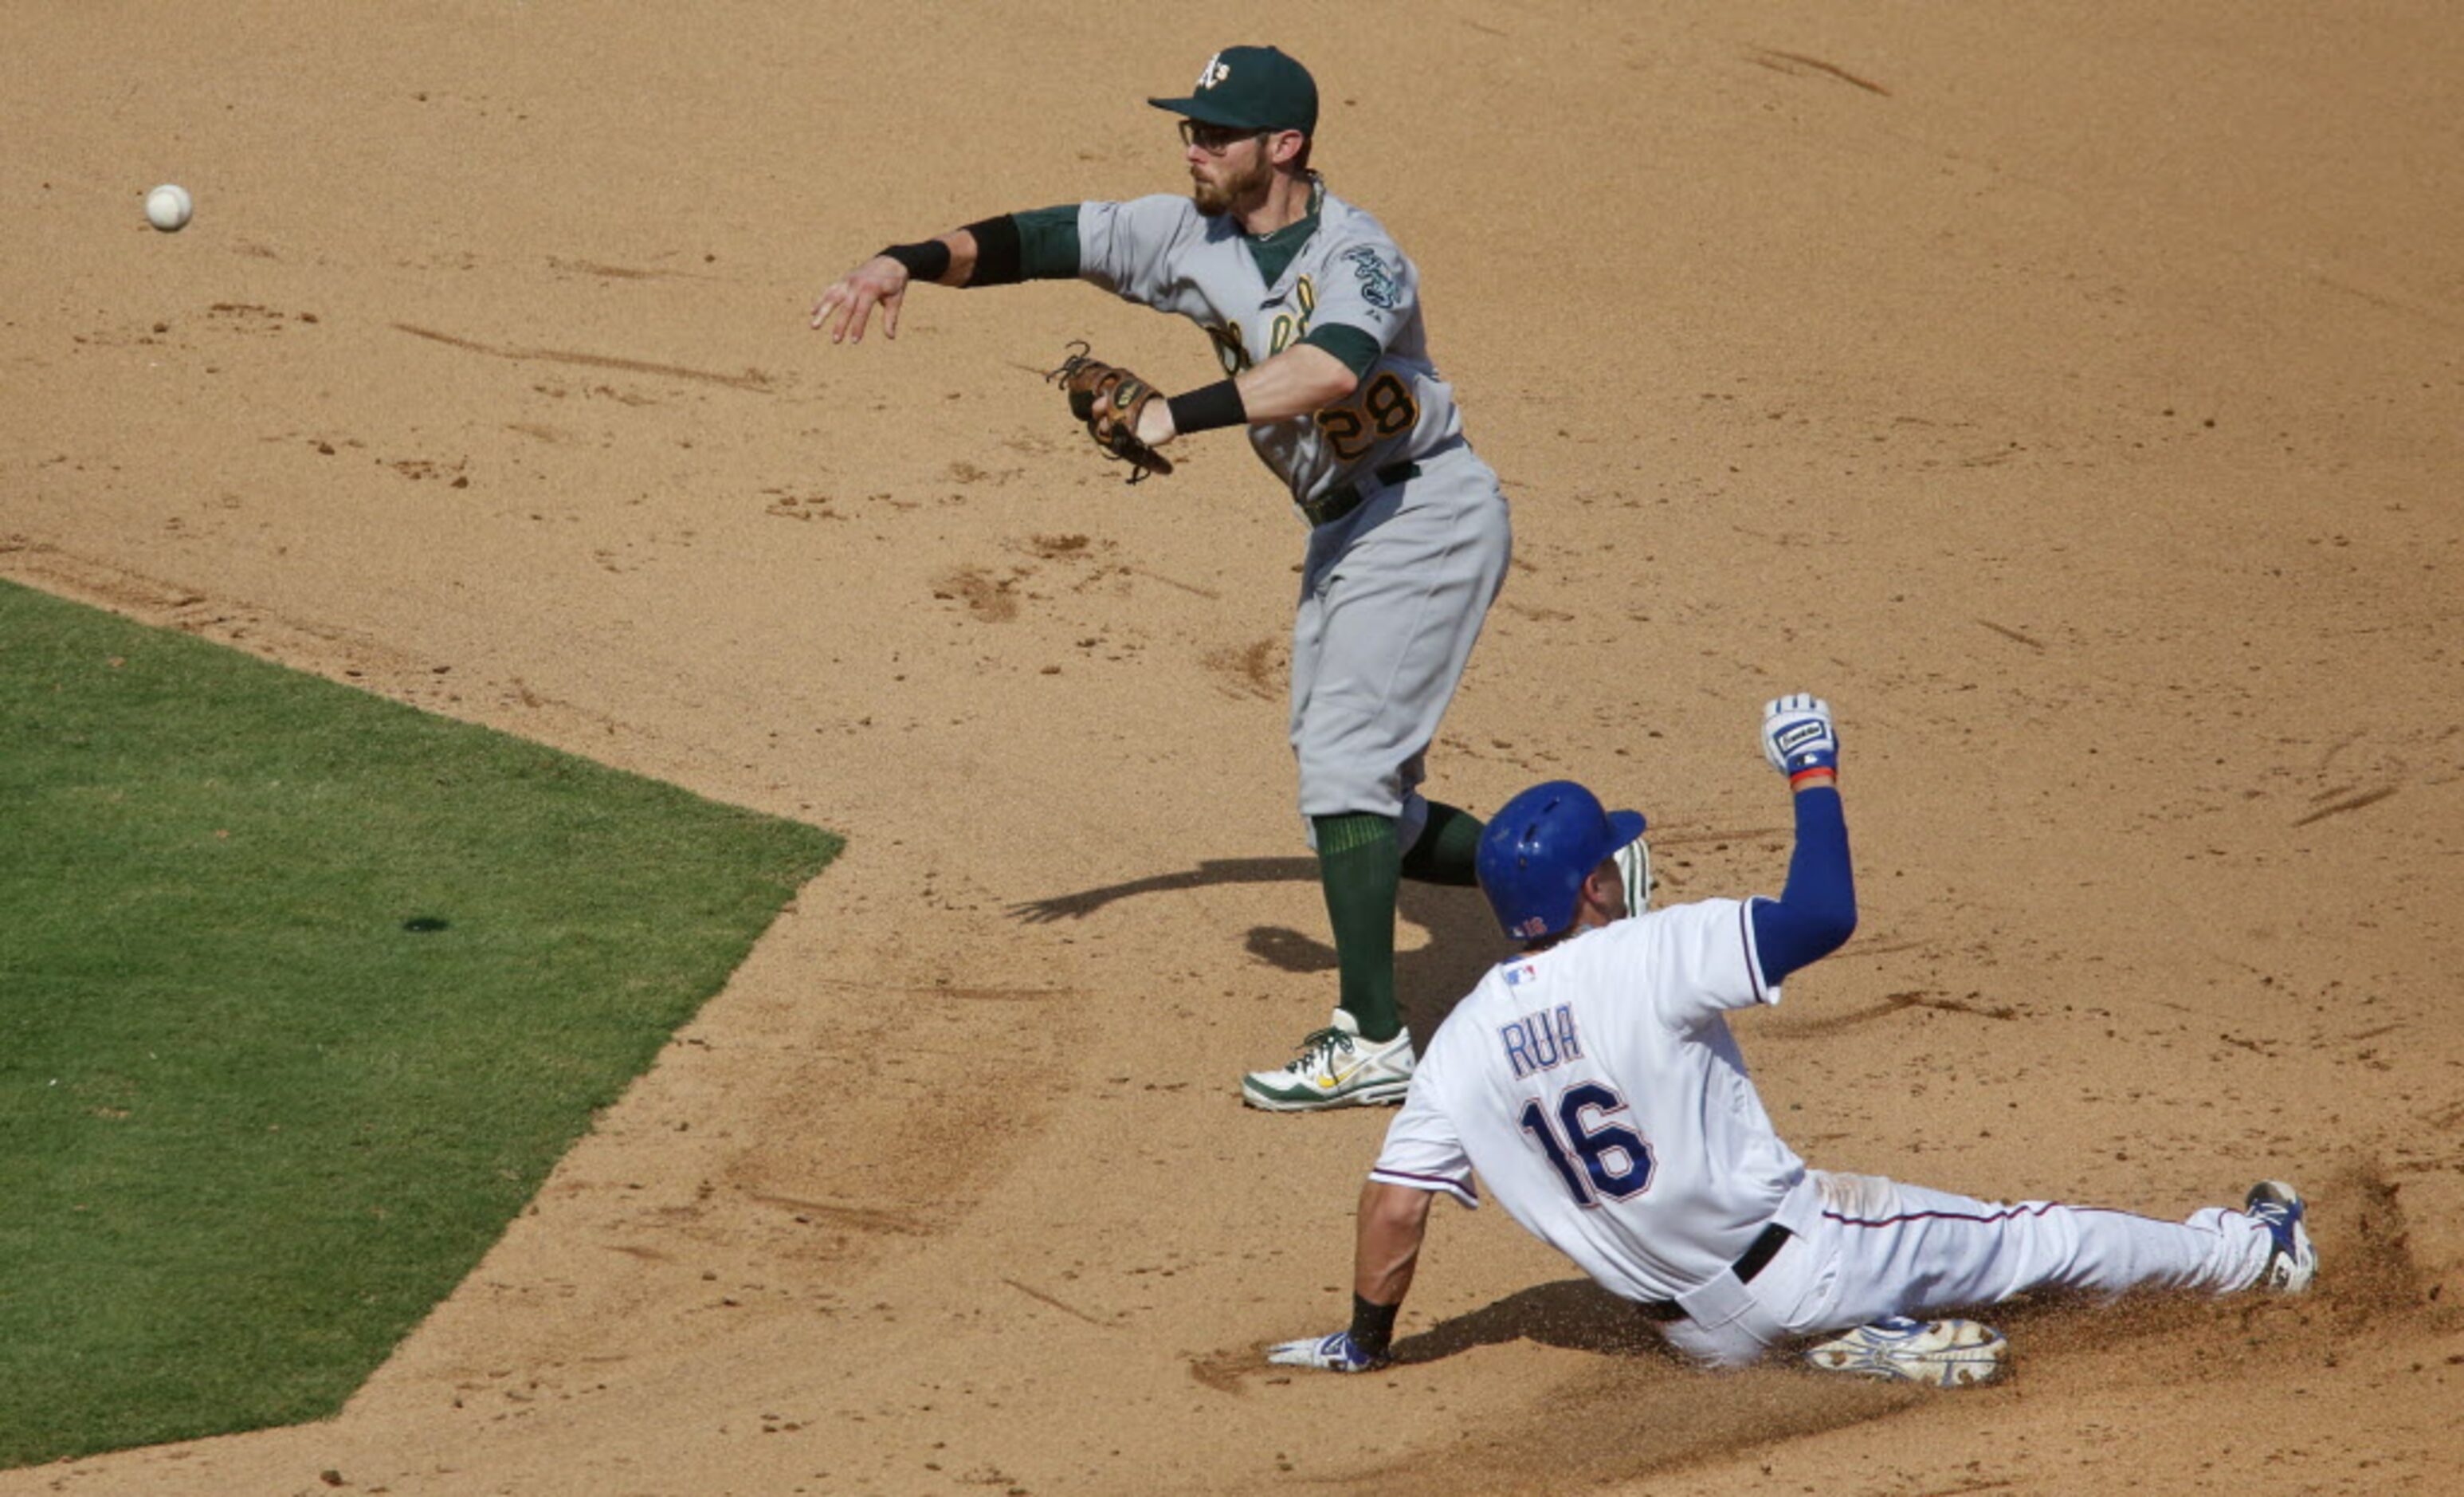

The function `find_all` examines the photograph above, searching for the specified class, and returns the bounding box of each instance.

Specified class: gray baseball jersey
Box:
[1067,178,1511,829]
[1076,181,1462,509]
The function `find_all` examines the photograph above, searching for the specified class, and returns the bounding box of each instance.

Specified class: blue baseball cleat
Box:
[2245,1181,2318,1293]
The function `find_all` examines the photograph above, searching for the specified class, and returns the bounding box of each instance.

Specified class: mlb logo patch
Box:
[1503,962,1538,988]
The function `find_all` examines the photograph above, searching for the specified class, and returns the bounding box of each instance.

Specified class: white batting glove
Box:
[1265,1331,1387,1373]
[1760,693,1839,780]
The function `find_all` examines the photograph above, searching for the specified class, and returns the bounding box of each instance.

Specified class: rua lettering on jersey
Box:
[1500,1004,1583,1080]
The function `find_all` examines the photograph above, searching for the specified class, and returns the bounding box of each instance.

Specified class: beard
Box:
[1191,149,1274,217]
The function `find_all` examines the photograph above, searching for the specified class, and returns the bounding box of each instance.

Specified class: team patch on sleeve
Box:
[1340,246,1404,310]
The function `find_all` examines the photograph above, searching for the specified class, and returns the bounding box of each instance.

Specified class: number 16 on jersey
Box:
[1519,1082,1655,1205]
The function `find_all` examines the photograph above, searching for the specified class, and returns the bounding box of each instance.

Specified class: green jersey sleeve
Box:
[1301,324,1383,380]
[1011,204,1082,280]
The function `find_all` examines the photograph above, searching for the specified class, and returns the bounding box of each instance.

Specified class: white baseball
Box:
[146,183,193,233]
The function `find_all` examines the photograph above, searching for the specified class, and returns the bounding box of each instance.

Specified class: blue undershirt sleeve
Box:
[1747,785,1856,986]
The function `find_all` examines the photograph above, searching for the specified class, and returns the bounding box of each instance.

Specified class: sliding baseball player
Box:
[1271,695,2317,1382]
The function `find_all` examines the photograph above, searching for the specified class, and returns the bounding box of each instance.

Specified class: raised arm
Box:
[1748,693,1857,985]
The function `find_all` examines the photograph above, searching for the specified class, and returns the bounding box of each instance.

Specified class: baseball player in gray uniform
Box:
[1269,695,2318,1382]
[812,45,1511,1111]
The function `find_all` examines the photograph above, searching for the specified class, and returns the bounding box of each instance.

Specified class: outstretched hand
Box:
[810,255,911,344]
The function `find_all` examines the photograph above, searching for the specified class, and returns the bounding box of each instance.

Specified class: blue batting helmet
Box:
[1476,780,1647,941]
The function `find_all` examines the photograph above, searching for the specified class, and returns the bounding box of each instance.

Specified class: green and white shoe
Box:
[1241,1009,1415,1112]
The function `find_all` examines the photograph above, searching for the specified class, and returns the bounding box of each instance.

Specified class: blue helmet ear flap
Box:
[1477,783,1648,940]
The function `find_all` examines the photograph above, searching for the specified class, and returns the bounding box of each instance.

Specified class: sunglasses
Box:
[1179,120,1270,155]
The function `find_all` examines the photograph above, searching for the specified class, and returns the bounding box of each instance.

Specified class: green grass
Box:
[0,580,841,1468]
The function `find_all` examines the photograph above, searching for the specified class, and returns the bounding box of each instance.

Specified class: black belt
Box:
[1301,460,1421,527]
[1635,1222,1793,1323]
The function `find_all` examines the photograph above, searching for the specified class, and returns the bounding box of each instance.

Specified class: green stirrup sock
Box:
[1314,812,1403,1043]
[1400,800,1485,887]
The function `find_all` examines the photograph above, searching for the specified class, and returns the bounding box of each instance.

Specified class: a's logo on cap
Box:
[1197,52,1230,89]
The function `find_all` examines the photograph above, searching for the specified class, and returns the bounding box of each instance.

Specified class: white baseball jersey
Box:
[1370,898,1803,1302]
[1372,895,2286,1363]
[1076,181,1465,509]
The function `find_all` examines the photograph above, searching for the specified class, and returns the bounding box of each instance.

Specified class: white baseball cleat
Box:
[1241,1008,1415,1112]
[1801,1316,2009,1387]
[2245,1181,2317,1293]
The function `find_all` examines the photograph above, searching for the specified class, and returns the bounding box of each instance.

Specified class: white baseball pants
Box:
[1658,1169,2278,1369]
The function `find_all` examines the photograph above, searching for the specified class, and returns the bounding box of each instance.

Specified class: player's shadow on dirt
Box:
[1387,1275,2203,1371]
[1398,1163,2437,1374]
[1353,1279,1928,1495]
[1396,1275,2227,1373]
[1391,1277,1675,1365]
[1356,1184,2437,1497]
[1005,856,1497,1032]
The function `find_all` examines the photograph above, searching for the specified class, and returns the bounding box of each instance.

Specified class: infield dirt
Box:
[5,3,2461,1493]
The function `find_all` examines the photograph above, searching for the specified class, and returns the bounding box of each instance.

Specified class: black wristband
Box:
[1167,379,1248,436]
[1348,1293,1399,1360]
[961,214,1025,287]
[878,240,951,283]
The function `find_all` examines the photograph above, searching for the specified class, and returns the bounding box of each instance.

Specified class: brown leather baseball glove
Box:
[1049,341,1174,482]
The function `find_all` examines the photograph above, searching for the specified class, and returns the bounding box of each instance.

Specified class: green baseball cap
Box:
[1148,45,1318,135]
